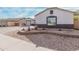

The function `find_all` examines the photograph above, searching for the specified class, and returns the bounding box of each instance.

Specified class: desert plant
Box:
[28,26,30,31]
[21,28,25,31]
[42,26,46,30]
[58,28,62,31]
[35,26,38,30]
[28,27,30,31]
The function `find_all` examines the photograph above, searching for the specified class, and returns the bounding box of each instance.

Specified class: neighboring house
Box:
[0,18,20,27]
[35,7,74,28]
[19,18,35,26]
[0,18,34,27]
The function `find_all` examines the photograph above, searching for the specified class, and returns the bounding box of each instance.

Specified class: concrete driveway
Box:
[0,34,52,51]
[0,27,52,51]
[0,26,35,34]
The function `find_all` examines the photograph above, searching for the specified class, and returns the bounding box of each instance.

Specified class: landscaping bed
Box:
[17,29,79,38]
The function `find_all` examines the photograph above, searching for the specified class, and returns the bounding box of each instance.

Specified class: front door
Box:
[47,16,57,26]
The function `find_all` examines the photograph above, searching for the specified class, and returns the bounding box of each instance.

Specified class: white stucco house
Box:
[35,7,74,28]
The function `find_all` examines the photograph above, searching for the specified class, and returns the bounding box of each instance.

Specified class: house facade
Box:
[35,7,74,28]
[19,18,35,26]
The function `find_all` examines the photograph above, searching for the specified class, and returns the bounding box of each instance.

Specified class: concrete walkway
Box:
[0,34,52,51]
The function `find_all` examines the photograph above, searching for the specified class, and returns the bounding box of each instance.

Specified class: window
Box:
[50,10,53,14]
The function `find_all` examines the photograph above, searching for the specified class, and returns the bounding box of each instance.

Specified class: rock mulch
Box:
[25,34,79,51]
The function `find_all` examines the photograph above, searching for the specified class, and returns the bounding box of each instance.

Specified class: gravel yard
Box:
[25,34,79,51]
[1,27,79,51]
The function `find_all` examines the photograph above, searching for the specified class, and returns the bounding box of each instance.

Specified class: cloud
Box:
[16,13,27,18]
[0,7,46,18]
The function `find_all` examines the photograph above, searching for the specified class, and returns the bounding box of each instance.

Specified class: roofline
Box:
[35,7,74,16]
[0,17,34,21]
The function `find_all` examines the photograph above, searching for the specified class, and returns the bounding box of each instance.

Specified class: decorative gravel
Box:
[25,34,79,51]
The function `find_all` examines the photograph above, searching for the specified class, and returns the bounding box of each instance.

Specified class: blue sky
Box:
[0,7,78,19]
[0,7,46,18]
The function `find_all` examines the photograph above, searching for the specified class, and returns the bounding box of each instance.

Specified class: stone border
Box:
[17,31,79,38]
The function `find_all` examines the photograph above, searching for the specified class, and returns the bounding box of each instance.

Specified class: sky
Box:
[0,7,46,19]
[0,7,79,19]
